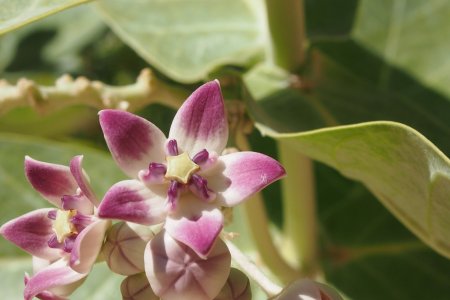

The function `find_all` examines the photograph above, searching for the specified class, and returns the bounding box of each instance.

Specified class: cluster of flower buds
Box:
[1,81,291,300]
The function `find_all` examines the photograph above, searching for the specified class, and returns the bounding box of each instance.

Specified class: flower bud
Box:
[121,273,158,300]
[274,279,343,300]
[215,268,251,300]
[145,230,231,300]
[103,222,154,275]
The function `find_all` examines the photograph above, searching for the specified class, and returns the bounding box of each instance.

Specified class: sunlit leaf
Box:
[316,163,450,300]
[257,121,450,260]
[305,0,450,98]
[96,0,264,83]
[351,0,450,97]
[0,4,105,73]
[0,0,92,35]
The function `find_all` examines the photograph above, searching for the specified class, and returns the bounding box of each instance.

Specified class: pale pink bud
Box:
[121,273,158,300]
[145,231,231,300]
[103,222,154,275]
[214,268,251,300]
[274,279,343,300]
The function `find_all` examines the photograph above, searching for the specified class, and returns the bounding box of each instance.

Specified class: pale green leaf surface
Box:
[0,0,91,35]
[257,121,450,259]
[95,0,264,83]
[0,4,105,73]
[352,0,450,97]
[316,163,450,300]
[305,0,450,99]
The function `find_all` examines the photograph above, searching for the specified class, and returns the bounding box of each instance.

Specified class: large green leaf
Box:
[0,134,125,297]
[351,0,450,98]
[316,163,450,300]
[305,0,450,98]
[0,4,105,73]
[95,0,264,83]
[257,121,450,260]
[0,0,91,35]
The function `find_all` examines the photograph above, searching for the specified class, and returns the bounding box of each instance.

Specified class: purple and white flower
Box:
[97,80,285,299]
[97,80,286,259]
[0,156,109,300]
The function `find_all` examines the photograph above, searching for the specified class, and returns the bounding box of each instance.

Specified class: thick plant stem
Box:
[264,0,318,276]
[279,141,318,276]
[225,239,283,297]
[0,68,186,115]
[236,133,300,284]
[264,0,306,71]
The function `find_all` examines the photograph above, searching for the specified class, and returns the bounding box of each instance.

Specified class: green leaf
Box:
[316,163,450,300]
[0,4,105,73]
[0,0,92,35]
[95,0,264,83]
[351,0,450,98]
[305,0,450,98]
[257,121,450,259]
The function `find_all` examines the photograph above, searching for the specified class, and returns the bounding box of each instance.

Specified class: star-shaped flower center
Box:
[165,152,200,184]
[52,209,78,243]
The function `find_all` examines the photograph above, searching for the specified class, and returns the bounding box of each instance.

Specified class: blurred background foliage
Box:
[1,1,450,299]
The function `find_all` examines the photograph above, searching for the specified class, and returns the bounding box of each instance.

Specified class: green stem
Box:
[236,133,300,284]
[225,239,283,297]
[264,0,318,277]
[264,0,306,71]
[278,141,318,276]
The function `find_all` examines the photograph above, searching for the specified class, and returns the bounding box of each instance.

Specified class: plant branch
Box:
[0,69,187,115]
[264,0,319,277]
[278,140,318,276]
[224,238,282,297]
[264,0,306,71]
[235,132,301,284]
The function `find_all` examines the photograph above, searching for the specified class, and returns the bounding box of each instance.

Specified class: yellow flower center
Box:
[53,209,78,243]
[165,152,200,184]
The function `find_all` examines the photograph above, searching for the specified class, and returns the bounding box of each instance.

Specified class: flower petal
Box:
[24,258,86,300]
[169,81,228,155]
[61,194,93,216]
[25,156,78,208]
[24,273,67,300]
[69,155,98,207]
[144,231,231,300]
[32,256,52,273]
[99,110,167,178]
[70,219,110,274]
[0,208,60,260]
[165,195,223,258]
[208,151,286,206]
[98,180,167,225]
